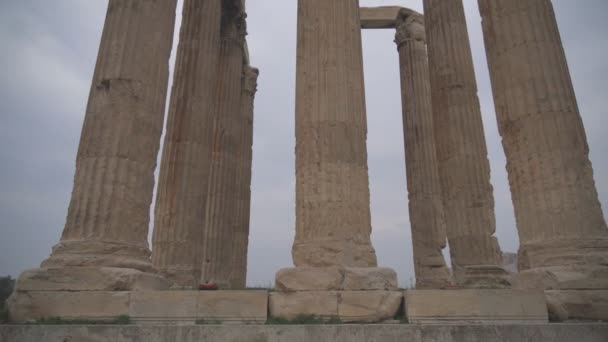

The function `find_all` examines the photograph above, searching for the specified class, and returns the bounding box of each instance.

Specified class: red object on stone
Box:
[199,283,219,291]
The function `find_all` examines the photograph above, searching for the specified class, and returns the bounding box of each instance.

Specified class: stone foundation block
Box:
[269,291,402,323]
[129,291,198,324]
[405,289,548,324]
[275,267,397,291]
[8,291,130,322]
[197,291,268,323]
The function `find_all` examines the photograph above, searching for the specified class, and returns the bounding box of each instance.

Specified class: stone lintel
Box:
[360,6,417,29]
[8,291,268,324]
[405,290,548,324]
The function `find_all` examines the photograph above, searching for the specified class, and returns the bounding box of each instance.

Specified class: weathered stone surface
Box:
[3,324,608,342]
[338,291,402,323]
[394,9,452,289]
[291,0,378,268]
[405,289,548,324]
[360,6,402,29]
[275,267,397,291]
[516,266,608,291]
[15,267,168,292]
[151,0,224,288]
[423,0,508,287]
[8,291,130,322]
[269,291,339,320]
[197,291,267,323]
[269,291,402,323]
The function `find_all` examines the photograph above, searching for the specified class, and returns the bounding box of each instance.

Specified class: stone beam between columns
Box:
[360,6,415,29]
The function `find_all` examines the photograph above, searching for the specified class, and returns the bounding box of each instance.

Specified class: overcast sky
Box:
[0,0,606,287]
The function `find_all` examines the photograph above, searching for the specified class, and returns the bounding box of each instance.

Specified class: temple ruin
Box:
[4,0,608,336]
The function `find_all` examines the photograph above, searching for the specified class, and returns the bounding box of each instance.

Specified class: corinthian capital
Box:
[395,9,425,48]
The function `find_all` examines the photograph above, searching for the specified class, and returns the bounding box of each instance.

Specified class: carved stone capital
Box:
[394,9,425,48]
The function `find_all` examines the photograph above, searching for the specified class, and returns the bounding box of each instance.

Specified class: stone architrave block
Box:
[405,290,548,324]
[197,291,268,323]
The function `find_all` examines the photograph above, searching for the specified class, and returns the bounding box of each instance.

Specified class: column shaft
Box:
[199,5,247,288]
[229,66,259,289]
[423,0,508,287]
[478,0,608,270]
[395,10,452,289]
[43,0,177,272]
[293,0,377,267]
[152,0,223,288]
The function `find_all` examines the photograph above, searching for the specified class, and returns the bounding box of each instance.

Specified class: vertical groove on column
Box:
[292,0,377,267]
[199,5,246,288]
[43,0,178,273]
[424,0,507,286]
[152,0,223,288]
[479,0,608,271]
[395,10,452,289]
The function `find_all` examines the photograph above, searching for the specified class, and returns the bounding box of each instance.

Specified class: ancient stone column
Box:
[199,5,247,289]
[478,0,608,317]
[152,0,223,288]
[274,0,397,294]
[423,0,509,287]
[394,9,452,289]
[229,65,259,289]
[18,0,177,290]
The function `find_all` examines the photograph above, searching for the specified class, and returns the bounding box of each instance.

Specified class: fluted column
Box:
[152,0,223,288]
[229,65,259,289]
[423,0,509,287]
[394,9,452,289]
[198,5,247,289]
[292,0,377,268]
[478,0,608,278]
[41,0,177,276]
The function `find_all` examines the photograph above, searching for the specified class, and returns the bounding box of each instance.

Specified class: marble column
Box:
[292,0,378,268]
[152,0,223,288]
[198,4,247,289]
[423,0,509,288]
[229,65,259,289]
[32,0,177,289]
[478,0,608,293]
[394,9,452,289]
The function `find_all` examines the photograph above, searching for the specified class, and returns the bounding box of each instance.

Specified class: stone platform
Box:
[405,290,548,324]
[2,324,608,342]
[8,291,268,324]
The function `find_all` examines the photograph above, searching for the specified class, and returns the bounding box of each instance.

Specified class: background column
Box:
[423,0,509,287]
[199,4,247,288]
[394,9,452,289]
[229,65,259,289]
[152,0,223,288]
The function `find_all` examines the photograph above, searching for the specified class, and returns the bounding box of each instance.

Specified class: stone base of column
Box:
[13,267,169,292]
[545,290,608,322]
[41,240,157,273]
[456,265,512,289]
[518,239,608,271]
